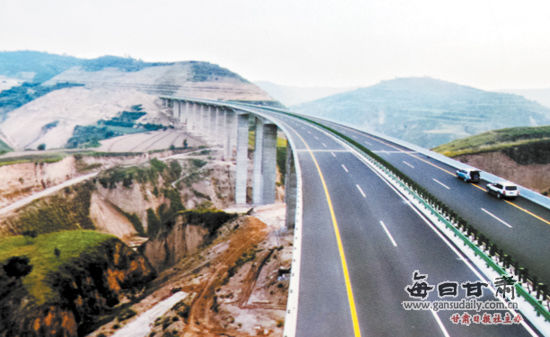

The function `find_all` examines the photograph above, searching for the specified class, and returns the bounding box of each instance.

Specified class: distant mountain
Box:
[0,51,81,83]
[502,88,550,109]
[433,125,550,195]
[0,51,275,151]
[293,77,550,148]
[255,81,354,106]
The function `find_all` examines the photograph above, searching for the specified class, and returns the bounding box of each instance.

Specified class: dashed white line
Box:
[331,152,336,158]
[307,130,312,134]
[481,208,513,228]
[341,164,349,173]
[402,161,415,169]
[364,141,372,146]
[321,142,327,148]
[314,136,319,141]
[432,178,450,190]
[431,310,451,337]
[379,221,398,247]
[356,184,366,198]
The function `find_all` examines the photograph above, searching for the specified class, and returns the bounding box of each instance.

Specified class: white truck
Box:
[486,181,519,199]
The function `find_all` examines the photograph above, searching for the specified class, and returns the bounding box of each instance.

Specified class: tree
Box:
[3,256,32,278]
[37,143,46,151]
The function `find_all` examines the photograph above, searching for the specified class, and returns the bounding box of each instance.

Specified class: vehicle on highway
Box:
[486,181,520,199]
[456,168,481,183]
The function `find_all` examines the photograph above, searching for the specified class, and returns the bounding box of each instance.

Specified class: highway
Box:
[254,110,541,336]
[314,118,550,287]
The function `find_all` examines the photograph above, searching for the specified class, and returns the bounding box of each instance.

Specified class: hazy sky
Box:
[1,0,549,89]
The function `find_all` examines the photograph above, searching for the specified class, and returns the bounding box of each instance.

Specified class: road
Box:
[314,118,550,287]
[252,110,541,336]
[0,171,98,216]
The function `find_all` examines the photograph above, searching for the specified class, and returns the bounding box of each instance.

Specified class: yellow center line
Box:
[505,200,550,225]
[290,127,362,337]
[362,133,550,226]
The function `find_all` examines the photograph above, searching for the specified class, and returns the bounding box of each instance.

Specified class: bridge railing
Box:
[263,107,550,326]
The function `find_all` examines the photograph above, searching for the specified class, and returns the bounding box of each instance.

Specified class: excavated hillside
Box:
[0,55,277,151]
[0,136,292,337]
[433,126,550,195]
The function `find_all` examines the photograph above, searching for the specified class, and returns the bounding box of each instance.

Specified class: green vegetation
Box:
[0,51,81,83]
[8,181,95,235]
[293,77,550,148]
[189,61,247,82]
[0,138,12,155]
[0,82,83,120]
[81,55,170,72]
[433,125,550,159]
[0,153,65,167]
[0,230,114,304]
[276,137,288,182]
[179,209,237,236]
[97,158,178,189]
[66,107,166,148]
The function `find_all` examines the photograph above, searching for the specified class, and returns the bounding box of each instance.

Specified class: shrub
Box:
[3,256,33,278]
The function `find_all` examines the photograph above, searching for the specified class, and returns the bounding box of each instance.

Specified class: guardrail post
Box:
[235,113,250,204]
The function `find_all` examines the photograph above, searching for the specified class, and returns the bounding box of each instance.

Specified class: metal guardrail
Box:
[160,97,550,328]
[272,109,550,324]
[311,116,550,211]
[235,102,550,211]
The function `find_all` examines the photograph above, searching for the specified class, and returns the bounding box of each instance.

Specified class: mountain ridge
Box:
[293,77,550,148]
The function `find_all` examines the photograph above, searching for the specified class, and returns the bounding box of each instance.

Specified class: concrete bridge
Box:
[160,96,550,337]
[160,97,297,229]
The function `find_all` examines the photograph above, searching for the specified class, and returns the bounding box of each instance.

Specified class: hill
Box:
[433,125,550,195]
[292,77,550,148]
[255,81,354,106]
[0,51,275,150]
[503,88,550,109]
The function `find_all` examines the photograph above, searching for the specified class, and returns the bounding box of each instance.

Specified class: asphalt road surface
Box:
[256,110,542,337]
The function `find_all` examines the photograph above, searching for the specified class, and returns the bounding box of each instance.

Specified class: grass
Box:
[0,153,65,167]
[0,230,114,304]
[433,125,550,157]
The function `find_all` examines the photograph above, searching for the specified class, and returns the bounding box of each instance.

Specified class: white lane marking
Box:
[432,178,450,190]
[331,152,336,158]
[322,142,327,148]
[379,221,398,247]
[341,164,349,173]
[307,130,312,134]
[308,121,538,336]
[481,208,513,228]
[356,184,366,198]
[431,310,451,337]
[402,161,415,169]
[364,141,372,146]
[314,135,319,140]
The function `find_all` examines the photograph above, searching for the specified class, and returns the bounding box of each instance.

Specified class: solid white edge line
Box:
[432,178,451,190]
[342,164,349,173]
[356,184,366,198]
[481,208,513,229]
[299,120,541,337]
[431,310,451,337]
[379,220,398,247]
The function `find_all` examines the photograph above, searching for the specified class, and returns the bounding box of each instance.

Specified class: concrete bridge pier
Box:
[235,113,250,204]
[285,143,297,229]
